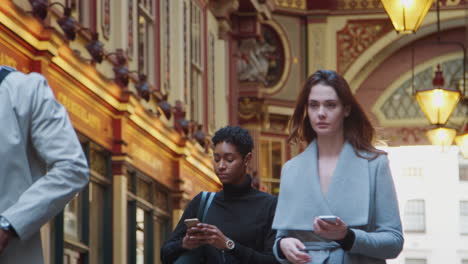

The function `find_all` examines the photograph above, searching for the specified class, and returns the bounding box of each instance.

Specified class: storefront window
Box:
[154,187,172,264]
[260,138,284,195]
[128,174,171,264]
[154,216,170,264]
[64,194,81,240]
[136,207,145,264]
[128,173,154,264]
[55,138,112,264]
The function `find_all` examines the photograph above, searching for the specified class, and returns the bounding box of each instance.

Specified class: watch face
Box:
[226,239,235,250]
[0,217,10,230]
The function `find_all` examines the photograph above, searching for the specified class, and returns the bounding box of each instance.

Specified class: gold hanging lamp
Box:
[415,64,461,125]
[426,126,457,147]
[381,0,435,34]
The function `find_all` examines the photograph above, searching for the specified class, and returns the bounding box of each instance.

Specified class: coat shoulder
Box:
[367,152,389,166]
[280,155,302,181]
[4,71,46,89]
[285,151,308,167]
[3,71,50,102]
[260,190,277,202]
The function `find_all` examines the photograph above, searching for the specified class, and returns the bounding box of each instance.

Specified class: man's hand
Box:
[0,229,13,255]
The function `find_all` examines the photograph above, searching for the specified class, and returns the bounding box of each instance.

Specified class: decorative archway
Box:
[351,25,466,146]
[345,14,466,92]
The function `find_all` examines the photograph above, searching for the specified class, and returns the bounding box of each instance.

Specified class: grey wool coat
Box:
[272,141,403,264]
[0,69,89,264]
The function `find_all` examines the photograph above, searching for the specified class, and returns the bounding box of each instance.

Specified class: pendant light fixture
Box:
[382,0,434,34]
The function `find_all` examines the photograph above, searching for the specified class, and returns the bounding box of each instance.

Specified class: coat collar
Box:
[273,140,370,230]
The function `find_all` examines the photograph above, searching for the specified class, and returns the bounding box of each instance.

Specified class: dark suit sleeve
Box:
[229,196,279,264]
[161,193,202,264]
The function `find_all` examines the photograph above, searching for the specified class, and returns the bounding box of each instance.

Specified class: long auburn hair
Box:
[288,69,385,159]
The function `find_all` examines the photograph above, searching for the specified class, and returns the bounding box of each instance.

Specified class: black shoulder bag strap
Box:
[175,192,216,263]
[196,191,215,222]
[0,66,16,85]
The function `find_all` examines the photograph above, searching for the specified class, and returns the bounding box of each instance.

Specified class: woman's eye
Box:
[326,103,337,108]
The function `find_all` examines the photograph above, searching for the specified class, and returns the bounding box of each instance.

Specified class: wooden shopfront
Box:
[0,2,221,264]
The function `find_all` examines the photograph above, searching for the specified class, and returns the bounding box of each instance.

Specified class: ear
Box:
[244,152,252,165]
[344,105,351,117]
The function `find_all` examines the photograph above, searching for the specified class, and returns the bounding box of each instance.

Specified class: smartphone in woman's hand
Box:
[317,215,337,224]
[184,218,200,228]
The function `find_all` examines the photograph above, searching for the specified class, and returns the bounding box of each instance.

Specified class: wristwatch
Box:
[225,238,235,251]
[0,216,12,232]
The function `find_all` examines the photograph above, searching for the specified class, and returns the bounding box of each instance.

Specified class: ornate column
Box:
[211,0,275,126]
[228,0,275,180]
[239,97,266,178]
[111,159,128,264]
[111,118,129,264]
[307,16,328,74]
[171,156,192,227]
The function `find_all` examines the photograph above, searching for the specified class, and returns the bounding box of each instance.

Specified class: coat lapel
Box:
[272,141,369,230]
[324,142,370,226]
[273,141,332,230]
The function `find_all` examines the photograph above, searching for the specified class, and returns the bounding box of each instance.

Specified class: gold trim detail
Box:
[274,0,306,10]
[261,20,292,95]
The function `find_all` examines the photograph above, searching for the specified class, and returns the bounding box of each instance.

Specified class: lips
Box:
[316,122,329,128]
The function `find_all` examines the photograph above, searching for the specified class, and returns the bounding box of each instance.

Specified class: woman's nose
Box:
[218,160,227,169]
[318,106,326,117]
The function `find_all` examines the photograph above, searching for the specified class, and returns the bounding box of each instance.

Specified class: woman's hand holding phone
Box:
[182,220,230,250]
[182,218,207,249]
[313,216,348,240]
[317,215,337,224]
[194,223,230,250]
[184,218,200,229]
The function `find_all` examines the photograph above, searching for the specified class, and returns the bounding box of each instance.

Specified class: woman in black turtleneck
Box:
[161,126,278,264]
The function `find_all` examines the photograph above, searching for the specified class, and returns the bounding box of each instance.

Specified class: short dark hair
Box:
[212,126,253,157]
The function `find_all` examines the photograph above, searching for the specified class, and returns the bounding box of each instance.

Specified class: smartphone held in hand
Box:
[184,218,200,228]
[317,215,337,224]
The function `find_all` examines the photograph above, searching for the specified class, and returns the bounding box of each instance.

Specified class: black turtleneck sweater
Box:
[161,175,278,264]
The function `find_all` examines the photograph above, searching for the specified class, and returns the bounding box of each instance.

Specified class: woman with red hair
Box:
[272,70,403,264]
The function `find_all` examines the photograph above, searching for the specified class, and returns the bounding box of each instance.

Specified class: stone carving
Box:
[237,25,284,87]
[237,38,276,84]
[239,97,264,123]
[337,19,393,74]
